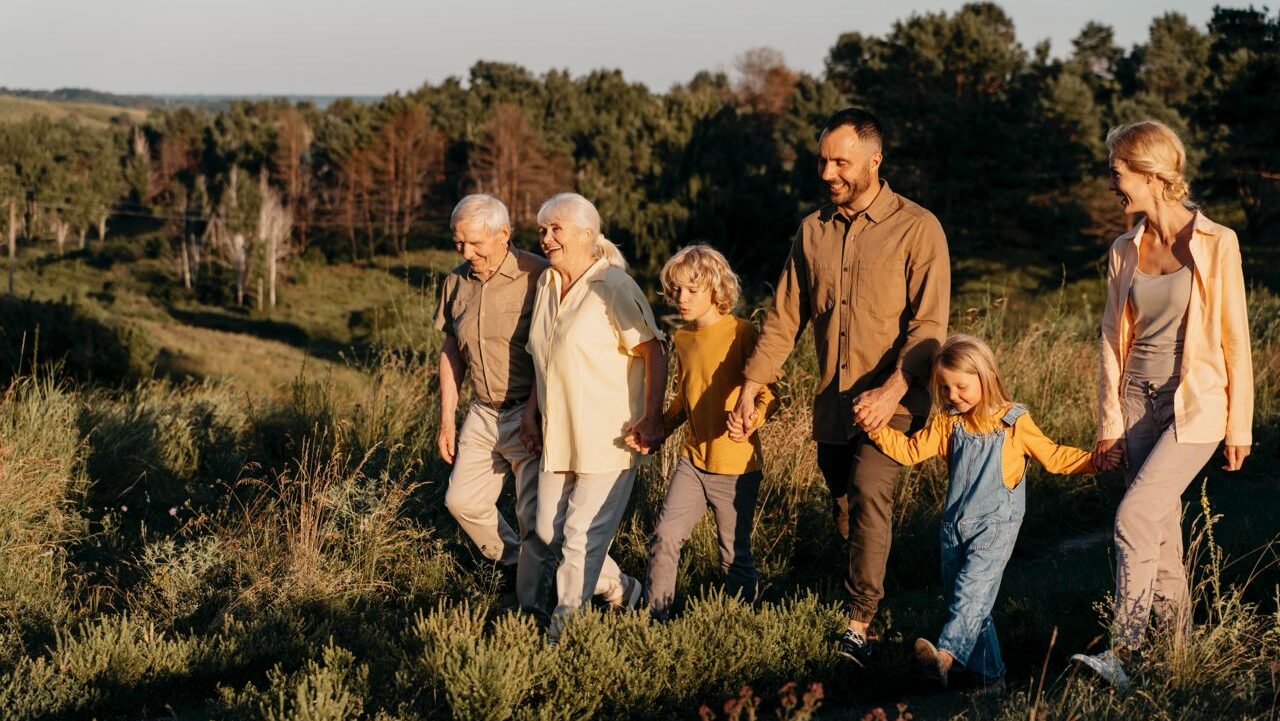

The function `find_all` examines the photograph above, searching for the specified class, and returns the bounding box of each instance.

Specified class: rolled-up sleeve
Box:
[606,269,665,353]
[1097,242,1127,442]
[1219,232,1254,446]
[744,230,809,385]
[896,217,949,383]
[433,273,455,334]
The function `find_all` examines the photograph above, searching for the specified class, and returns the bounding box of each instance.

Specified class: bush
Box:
[0,296,156,385]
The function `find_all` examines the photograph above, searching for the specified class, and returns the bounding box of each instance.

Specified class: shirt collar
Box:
[829,179,896,225]
[1126,210,1217,249]
[465,245,519,281]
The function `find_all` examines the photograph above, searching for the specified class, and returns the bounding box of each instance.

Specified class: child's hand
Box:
[624,416,664,454]
[852,399,875,432]
[726,410,758,443]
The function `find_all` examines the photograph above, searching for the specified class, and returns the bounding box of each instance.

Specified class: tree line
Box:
[1,3,1277,306]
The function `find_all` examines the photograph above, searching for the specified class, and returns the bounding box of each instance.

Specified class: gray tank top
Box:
[1127,264,1192,381]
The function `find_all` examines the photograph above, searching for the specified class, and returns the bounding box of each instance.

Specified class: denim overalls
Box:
[936,404,1028,680]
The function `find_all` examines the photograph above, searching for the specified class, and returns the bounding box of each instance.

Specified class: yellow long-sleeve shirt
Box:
[664,315,777,474]
[868,407,1094,489]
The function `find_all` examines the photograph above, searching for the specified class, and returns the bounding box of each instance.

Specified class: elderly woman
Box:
[1072,121,1253,687]
[521,192,666,639]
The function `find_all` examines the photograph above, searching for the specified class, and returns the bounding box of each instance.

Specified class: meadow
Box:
[2,221,1279,720]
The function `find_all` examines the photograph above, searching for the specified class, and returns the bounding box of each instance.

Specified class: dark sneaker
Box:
[836,629,873,667]
[971,674,1006,697]
[913,638,951,687]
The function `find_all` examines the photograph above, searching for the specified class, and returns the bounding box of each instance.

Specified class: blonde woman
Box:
[1072,121,1254,688]
[522,193,666,640]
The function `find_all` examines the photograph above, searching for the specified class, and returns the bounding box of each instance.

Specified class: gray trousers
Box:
[645,456,761,618]
[1114,375,1219,649]
[535,468,634,625]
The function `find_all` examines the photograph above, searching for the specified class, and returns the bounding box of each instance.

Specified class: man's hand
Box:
[437,421,457,464]
[624,415,664,454]
[852,373,909,434]
[1222,444,1250,472]
[1093,438,1126,472]
[519,405,542,454]
[726,409,759,443]
[730,381,764,441]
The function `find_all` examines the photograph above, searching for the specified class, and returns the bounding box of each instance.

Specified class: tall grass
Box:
[0,282,1275,719]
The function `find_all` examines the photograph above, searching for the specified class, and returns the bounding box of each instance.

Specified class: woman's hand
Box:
[624,415,664,454]
[1222,444,1250,472]
[1093,438,1126,472]
[519,404,542,454]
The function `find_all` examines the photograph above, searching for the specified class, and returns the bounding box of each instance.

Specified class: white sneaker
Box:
[1070,649,1131,690]
[606,573,644,611]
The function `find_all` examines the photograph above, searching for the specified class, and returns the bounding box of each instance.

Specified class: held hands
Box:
[1092,439,1126,472]
[726,409,759,442]
[518,405,542,454]
[852,377,907,434]
[624,415,665,454]
[729,383,762,442]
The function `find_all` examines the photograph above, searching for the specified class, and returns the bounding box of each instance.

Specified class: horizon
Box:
[4,0,1218,97]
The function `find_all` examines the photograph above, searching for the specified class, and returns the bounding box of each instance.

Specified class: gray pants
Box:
[645,456,761,618]
[1114,375,1219,649]
[535,468,634,626]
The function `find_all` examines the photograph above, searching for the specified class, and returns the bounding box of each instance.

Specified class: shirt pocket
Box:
[857,259,906,322]
[450,296,476,352]
[807,261,838,315]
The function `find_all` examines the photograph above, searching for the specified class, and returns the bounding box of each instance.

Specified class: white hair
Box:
[450,194,511,235]
[537,192,627,269]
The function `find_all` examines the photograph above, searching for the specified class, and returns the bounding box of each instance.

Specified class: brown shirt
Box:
[743,180,950,443]
[434,247,549,406]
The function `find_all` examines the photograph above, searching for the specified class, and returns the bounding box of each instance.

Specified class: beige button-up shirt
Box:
[527,258,665,473]
[744,181,950,443]
[433,247,549,406]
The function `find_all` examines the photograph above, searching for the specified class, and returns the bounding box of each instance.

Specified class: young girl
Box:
[631,244,776,620]
[859,334,1099,690]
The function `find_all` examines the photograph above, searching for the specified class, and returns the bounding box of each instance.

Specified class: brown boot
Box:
[913,638,954,687]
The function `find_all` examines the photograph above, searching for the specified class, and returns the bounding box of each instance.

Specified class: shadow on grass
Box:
[164,307,352,363]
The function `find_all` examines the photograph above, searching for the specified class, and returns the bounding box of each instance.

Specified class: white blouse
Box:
[527,257,664,473]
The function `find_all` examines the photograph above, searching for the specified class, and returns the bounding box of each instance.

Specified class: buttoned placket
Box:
[473,271,495,407]
[837,213,867,434]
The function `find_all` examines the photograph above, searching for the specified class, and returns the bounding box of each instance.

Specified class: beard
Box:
[829,164,874,207]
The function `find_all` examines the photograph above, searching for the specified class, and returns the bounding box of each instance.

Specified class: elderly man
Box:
[730,108,950,666]
[435,194,637,613]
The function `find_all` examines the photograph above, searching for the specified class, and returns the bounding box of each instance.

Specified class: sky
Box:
[3,0,1219,97]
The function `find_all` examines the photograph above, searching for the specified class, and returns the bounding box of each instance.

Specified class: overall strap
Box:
[1001,403,1028,427]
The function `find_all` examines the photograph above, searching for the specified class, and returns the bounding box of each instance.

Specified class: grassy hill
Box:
[0,92,147,127]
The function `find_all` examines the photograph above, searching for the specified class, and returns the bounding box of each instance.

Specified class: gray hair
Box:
[537,192,627,269]
[450,194,511,235]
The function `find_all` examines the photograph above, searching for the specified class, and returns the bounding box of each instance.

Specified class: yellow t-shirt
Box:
[868,407,1094,489]
[664,315,776,475]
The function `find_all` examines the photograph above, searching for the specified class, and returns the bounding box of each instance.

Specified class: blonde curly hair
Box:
[660,244,741,313]
[1106,120,1197,210]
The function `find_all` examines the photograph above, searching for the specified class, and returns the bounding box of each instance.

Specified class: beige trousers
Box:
[445,402,544,609]
[1113,375,1219,649]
